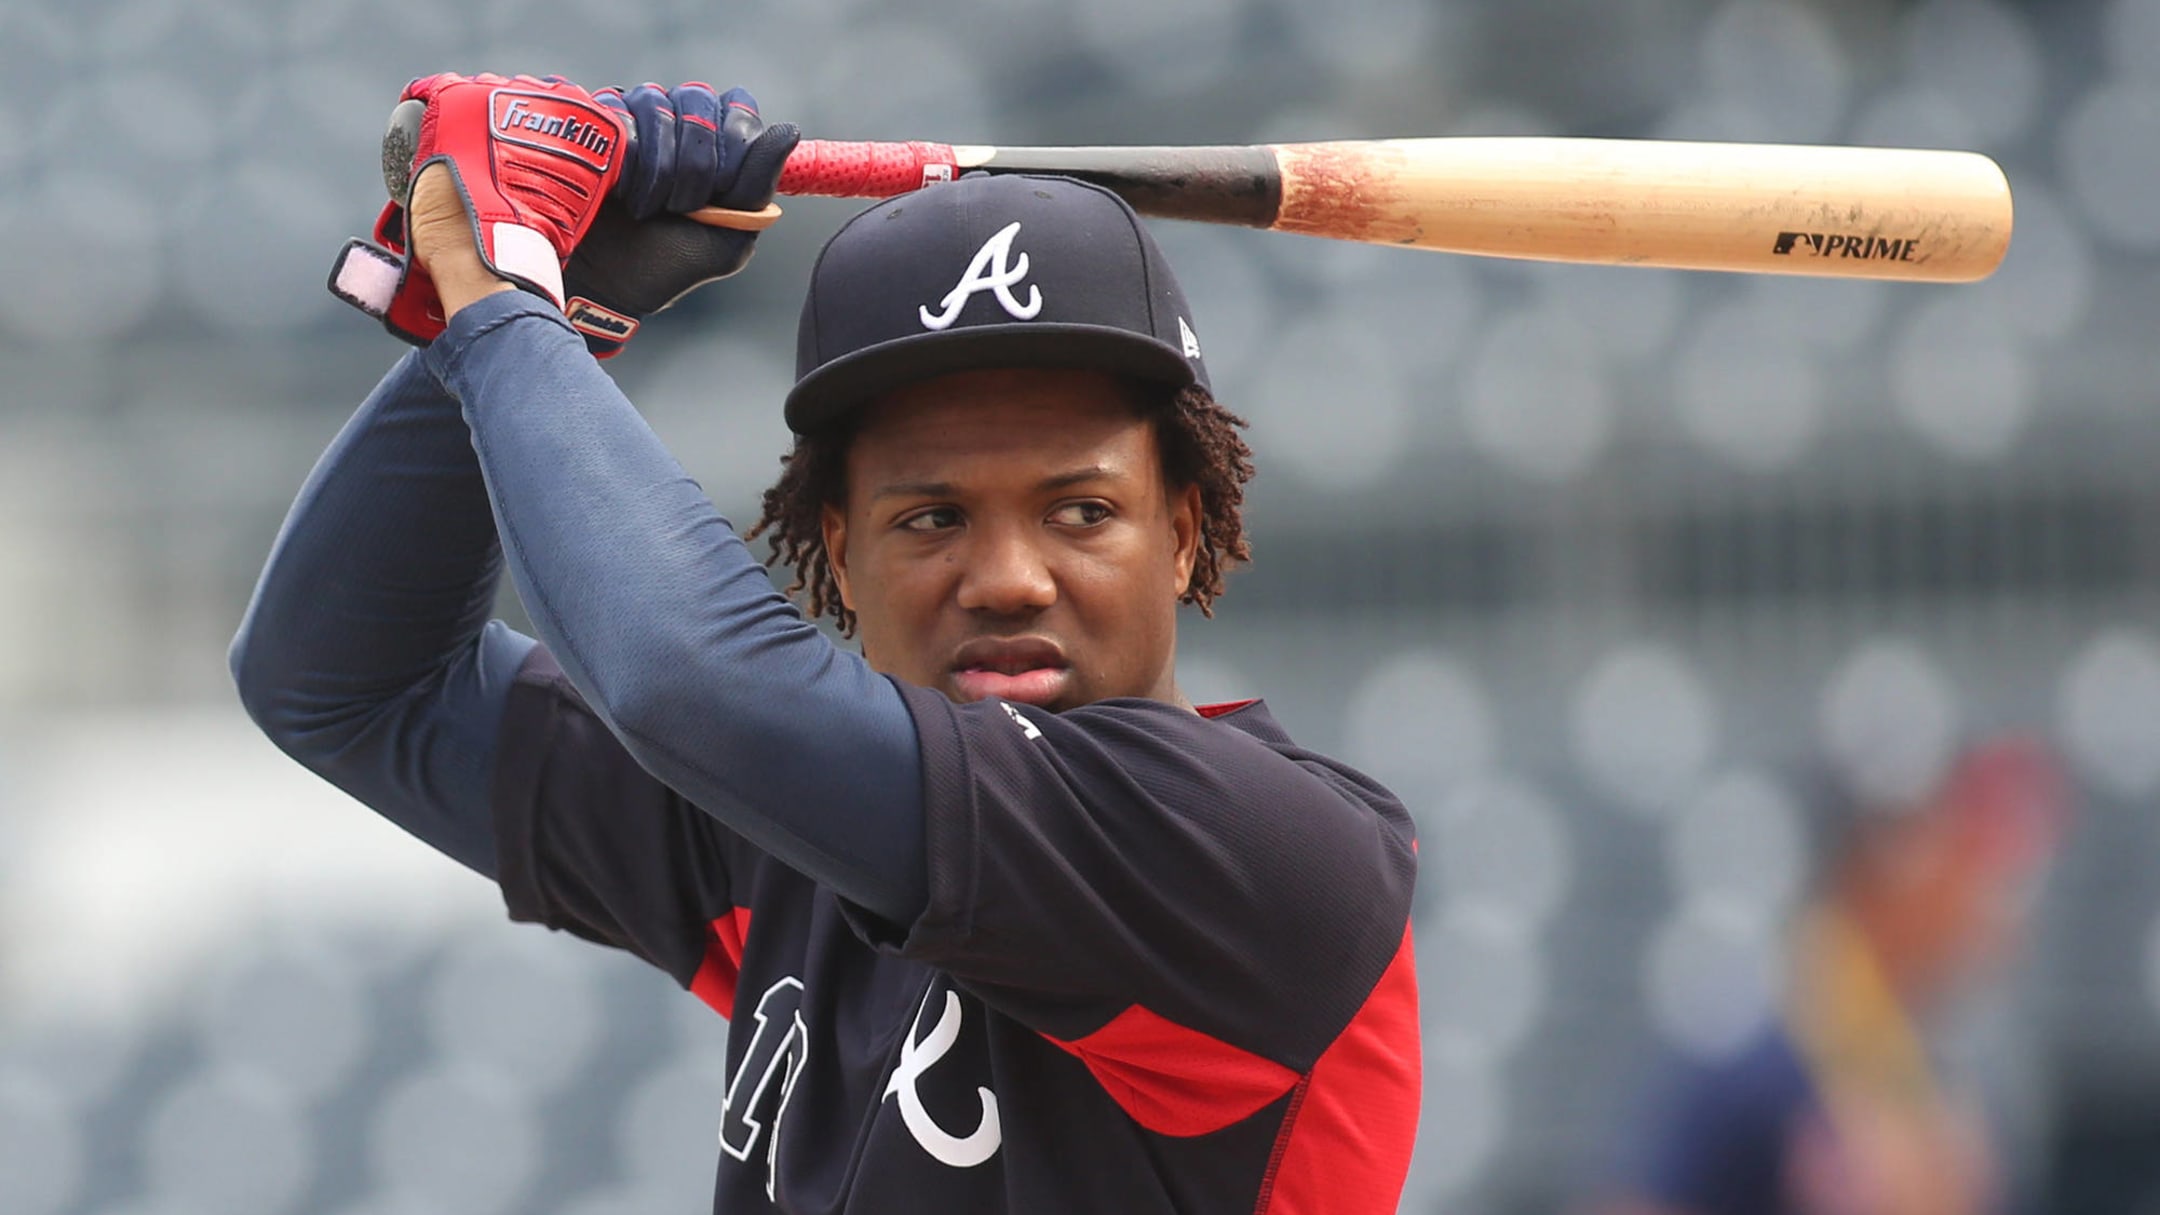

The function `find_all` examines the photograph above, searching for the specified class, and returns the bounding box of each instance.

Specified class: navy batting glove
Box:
[562,84,798,356]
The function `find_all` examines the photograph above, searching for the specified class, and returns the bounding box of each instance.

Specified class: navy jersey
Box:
[1624,1030,1819,1215]
[1621,1020,2007,1215]
[492,646,1420,1213]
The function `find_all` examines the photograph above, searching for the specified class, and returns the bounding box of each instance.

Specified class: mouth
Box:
[949,637,1072,708]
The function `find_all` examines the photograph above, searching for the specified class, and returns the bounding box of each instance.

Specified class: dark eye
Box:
[1050,501,1112,527]
[900,506,962,533]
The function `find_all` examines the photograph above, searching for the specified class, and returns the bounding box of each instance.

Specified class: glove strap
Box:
[327,219,566,345]
[327,239,451,346]
[485,221,566,308]
[328,239,402,319]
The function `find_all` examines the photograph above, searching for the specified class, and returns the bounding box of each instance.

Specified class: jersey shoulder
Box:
[1193,697,1416,830]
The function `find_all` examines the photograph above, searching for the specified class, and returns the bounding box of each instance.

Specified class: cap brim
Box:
[783,323,1199,434]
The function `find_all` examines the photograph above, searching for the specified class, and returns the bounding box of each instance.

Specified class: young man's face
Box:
[821,368,1203,713]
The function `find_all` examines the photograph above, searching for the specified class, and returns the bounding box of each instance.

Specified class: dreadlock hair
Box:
[746,383,1255,636]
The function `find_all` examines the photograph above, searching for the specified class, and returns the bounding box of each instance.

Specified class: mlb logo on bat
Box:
[1771,231,1920,262]
[490,89,618,173]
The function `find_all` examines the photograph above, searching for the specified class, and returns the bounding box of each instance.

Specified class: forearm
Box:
[425,293,928,923]
[230,351,530,877]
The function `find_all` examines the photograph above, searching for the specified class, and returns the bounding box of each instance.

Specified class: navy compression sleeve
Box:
[229,352,534,877]
[424,293,929,925]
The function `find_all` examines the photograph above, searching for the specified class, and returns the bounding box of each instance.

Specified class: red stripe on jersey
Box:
[689,906,754,1017]
[1045,1003,1300,1137]
[1254,924,1420,1214]
[1196,700,1259,719]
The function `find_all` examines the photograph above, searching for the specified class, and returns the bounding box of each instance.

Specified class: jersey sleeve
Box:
[432,292,928,925]
[491,645,754,1013]
[875,682,1417,1079]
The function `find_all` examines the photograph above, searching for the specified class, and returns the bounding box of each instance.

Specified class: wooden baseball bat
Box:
[692,138,2012,282]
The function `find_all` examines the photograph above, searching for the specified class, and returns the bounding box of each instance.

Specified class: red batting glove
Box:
[329,72,631,345]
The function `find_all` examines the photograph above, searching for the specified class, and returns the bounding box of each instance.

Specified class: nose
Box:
[954,521,1057,617]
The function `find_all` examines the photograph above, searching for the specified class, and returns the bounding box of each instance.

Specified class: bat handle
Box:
[687,138,958,232]
[776,139,961,197]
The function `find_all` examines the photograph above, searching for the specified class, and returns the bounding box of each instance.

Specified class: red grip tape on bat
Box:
[777,140,961,198]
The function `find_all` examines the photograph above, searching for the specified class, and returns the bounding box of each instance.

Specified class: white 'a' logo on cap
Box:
[919,222,1044,331]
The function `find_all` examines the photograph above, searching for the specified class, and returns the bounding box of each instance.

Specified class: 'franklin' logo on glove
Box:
[566,297,639,342]
[492,89,618,173]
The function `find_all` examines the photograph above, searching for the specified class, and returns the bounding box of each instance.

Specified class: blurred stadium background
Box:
[4,0,2160,1211]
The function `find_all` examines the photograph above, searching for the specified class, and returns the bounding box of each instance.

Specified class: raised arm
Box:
[229,352,531,877]
[416,282,929,923]
[382,78,929,926]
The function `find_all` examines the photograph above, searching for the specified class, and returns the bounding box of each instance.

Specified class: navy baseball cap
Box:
[784,173,1210,434]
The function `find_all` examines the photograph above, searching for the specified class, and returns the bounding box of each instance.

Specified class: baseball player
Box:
[1599,738,2068,1215]
[233,73,1419,1213]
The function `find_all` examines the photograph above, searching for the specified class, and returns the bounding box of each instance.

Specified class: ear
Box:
[1168,481,1203,596]
[820,502,857,611]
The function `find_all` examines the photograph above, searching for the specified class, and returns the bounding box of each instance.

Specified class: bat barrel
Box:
[1269,138,2013,282]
